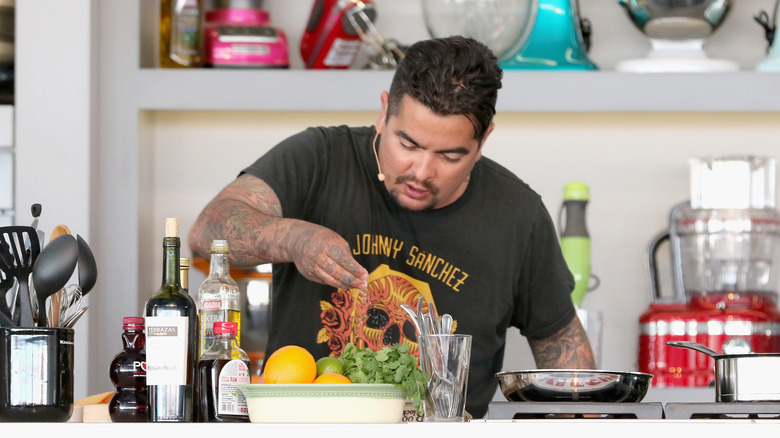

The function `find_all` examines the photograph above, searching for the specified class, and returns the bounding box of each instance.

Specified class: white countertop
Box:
[6,419,780,438]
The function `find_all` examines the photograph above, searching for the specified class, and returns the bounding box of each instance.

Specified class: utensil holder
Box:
[0,327,74,422]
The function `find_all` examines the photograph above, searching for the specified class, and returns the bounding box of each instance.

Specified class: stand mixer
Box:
[755,0,780,71]
[616,0,740,73]
[421,0,539,62]
[500,0,597,70]
[639,156,780,387]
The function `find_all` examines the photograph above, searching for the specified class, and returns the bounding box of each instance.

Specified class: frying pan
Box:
[495,369,653,403]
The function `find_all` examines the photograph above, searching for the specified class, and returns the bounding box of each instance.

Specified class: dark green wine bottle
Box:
[144,217,199,422]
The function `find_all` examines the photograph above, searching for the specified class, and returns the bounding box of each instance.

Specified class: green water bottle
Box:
[559,182,591,308]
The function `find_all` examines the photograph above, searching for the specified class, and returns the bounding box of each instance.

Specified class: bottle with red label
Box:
[197,239,240,356]
[197,321,251,422]
[108,316,148,422]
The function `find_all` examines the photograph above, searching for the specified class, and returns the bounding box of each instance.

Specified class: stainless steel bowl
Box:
[421,0,539,60]
[618,0,733,40]
[495,369,653,403]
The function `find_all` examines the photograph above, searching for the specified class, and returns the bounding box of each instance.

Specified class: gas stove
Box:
[486,401,780,420]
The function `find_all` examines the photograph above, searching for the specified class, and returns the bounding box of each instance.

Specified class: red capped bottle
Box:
[108,316,148,422]
[197,321,250,422]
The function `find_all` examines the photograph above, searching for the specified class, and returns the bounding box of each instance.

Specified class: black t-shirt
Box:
[242,125,575,418]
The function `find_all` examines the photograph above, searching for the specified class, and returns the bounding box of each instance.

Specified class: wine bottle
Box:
[180,257,190,295]
[144,217,199,422]
[197,240,241,357]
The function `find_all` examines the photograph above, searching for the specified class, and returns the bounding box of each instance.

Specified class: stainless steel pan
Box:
[667,341,780,402]
[495,369,653,403]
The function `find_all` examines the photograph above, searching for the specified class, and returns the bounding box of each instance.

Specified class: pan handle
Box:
[666,340,718,357]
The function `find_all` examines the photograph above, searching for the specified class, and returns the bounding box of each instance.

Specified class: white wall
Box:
[144,110,780,379]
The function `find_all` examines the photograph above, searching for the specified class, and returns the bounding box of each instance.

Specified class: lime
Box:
[316,356,345,377]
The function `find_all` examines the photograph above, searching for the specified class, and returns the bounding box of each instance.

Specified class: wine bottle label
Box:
[145,316,190,385]
[217,360,250,416]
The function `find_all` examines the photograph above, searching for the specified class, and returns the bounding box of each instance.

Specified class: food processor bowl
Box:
[421,0,539,61]
[615,0,738,72]
[618,0,732,40]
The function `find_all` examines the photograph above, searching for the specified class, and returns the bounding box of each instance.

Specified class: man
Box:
[189,36,594,418]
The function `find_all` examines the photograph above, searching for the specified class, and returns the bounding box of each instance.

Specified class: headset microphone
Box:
[373,131,385,182]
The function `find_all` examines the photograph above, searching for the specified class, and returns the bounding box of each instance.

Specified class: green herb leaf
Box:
[340,342,429,414]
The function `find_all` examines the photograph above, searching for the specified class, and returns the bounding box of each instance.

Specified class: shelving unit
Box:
[136,68,780,112]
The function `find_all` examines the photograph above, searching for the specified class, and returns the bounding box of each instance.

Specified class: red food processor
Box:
[202,0,289,68]
[639,156,780,387]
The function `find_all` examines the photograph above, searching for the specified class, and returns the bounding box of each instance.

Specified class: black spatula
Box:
[0,226,41,327]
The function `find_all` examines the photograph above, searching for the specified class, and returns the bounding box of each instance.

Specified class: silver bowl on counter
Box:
[495,369,653,403]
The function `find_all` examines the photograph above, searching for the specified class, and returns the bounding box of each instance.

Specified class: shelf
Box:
[136,68,780,113]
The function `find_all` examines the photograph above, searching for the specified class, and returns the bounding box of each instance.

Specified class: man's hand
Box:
[528,315,596,369]
[288,221,368,290]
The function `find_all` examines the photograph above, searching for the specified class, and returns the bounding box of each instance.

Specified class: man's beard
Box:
[388,175,439,211]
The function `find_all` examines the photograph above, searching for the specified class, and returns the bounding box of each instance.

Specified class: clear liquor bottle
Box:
[144,218,199,422]
[197,239,240,357]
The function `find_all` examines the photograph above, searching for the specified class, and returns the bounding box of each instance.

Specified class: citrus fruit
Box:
[313,372,352,384]
[316,356,345,377]
[263,345,317,384]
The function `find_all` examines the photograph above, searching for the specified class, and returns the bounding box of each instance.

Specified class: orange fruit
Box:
[313,372,352,384]
[263,345,317,384]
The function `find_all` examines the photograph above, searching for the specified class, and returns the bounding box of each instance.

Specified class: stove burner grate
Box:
[664,402,780,419]
[487,402,664,420]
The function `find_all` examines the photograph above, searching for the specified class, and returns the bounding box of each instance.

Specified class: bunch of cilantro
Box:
[339,342,429,413]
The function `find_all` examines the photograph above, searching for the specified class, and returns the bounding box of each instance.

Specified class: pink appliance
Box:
[203,4,289,68]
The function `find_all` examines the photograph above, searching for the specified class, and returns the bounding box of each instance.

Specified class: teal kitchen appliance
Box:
[755,0,780,72]
[500,0,597,70]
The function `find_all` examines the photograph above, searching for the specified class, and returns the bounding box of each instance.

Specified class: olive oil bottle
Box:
[159,0,202,68]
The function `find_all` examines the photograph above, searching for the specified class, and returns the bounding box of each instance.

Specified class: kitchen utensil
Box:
[1,226,41,327]
[31,234,78,327]
[29,203,44,247]
[62,305,87,329]
[46,225,72,326]
[0,267,13,320]
[76,235,97,295]
[422,0,538,61]
[667,341,780,402]
[616,0,738,72]
[440,313,452,334]
[58,284,83,327]
[400,304,423,336]
[300,0,376,69]
[495,369,653,403]
[755,0,780,71]
[501,0,597,70]
[238,383,406,423]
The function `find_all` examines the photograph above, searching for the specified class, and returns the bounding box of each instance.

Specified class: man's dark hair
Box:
[387,36,503,142]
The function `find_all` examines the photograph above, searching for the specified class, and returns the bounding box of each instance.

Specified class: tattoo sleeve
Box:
[188,174,294,267]
[527,315,596,369]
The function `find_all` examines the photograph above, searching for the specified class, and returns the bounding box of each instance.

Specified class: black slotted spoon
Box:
[1,226,41,327]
